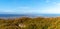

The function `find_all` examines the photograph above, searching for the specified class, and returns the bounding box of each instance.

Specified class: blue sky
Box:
[0,0,60,14]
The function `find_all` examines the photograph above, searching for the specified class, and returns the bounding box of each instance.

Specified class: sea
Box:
[0,14,60,18]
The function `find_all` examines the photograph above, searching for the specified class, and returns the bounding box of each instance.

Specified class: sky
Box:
[0,0,60,14]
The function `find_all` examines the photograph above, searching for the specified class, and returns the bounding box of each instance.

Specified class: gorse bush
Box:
[0,17,60,29]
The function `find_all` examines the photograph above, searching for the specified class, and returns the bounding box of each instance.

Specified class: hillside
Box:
[0,17,60,29]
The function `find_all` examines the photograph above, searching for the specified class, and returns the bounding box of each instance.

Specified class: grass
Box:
[0,17,60,29]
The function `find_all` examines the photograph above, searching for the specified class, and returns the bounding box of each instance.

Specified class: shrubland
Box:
[0,17,60,29]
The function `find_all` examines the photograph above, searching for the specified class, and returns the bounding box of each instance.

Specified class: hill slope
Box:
[0,17,60,29]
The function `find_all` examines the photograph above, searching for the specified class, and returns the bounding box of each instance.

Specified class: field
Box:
[0,17,60,29]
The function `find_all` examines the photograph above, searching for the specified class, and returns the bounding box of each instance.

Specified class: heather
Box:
[0,17,60,29]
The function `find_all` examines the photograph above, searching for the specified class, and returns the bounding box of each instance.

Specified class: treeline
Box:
[0,17,60,29]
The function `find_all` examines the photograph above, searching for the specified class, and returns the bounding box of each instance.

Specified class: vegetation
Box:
[0,17,60,29]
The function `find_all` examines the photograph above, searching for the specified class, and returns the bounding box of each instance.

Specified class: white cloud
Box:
[52,2,60,6]
[0,10,15,12]
[17,7,60,14]
[16,7,30,10]
[14,6,60,14]
[56,3,60,6]
[46,0,60,6]
[1,9,60,14]
[40,9,60,14]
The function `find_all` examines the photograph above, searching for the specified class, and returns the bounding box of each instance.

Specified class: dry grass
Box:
[0,17,60,29]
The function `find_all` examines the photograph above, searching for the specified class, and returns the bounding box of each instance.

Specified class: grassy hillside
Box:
[0,17,60,29]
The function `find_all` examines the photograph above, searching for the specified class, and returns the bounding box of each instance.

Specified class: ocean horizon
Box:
[0,14,60,18]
